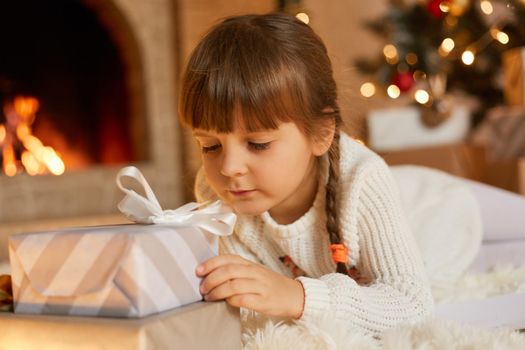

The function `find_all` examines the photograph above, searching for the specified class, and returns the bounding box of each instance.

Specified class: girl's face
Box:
[193,121,325,224]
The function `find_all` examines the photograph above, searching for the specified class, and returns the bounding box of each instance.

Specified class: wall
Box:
[303,0,408,138]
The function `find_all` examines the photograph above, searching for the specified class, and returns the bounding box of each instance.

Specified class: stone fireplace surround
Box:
[0,0,182,225]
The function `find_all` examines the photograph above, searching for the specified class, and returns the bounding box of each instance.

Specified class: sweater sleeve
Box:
[297,163,434,335]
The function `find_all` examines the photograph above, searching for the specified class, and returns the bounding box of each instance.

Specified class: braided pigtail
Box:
[324,111,348,275]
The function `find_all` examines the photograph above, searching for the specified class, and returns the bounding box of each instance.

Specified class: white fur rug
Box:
[433,264,525,303]
[241,264,525,350]
[241,315,525,350]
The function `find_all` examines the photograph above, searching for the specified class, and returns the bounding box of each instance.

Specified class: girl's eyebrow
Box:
[243,129,278,137]
[193,130,217,137]
[193,129,277,138]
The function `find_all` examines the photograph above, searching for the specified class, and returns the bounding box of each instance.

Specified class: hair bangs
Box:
[235,62,311,133]
[180,22,311,133]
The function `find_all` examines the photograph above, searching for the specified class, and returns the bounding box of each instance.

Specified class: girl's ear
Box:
[311,109,336,156]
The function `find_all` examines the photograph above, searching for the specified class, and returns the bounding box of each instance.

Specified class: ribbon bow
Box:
[116,166,236,236]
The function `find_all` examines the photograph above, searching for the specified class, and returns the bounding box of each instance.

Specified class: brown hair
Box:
[179,13,348,275]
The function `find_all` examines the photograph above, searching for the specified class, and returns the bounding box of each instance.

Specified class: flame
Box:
[14,96,39,124]
[42,147,65,175]
[0,125,5,144]
[16,124,31,140]
[1,95,65,176]
[2,144,17,176]
[21,151,42,176]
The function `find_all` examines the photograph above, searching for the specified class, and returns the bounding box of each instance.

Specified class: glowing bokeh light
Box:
[360,82,376,97]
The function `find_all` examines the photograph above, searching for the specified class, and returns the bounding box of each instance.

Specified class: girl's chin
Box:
[229,203,268,216]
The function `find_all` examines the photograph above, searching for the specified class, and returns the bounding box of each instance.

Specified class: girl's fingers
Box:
[196,254,250,276]
[200,263,256,295]
[225,294,259,310]
[204,278,260,302]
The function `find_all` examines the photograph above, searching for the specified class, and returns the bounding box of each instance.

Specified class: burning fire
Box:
[1,96,65,176]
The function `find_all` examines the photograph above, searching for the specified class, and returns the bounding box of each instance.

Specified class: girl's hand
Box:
[195,254,305,319]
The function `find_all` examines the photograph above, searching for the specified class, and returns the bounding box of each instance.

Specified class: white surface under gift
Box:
[0,301,241,349]
[367,105,470,152]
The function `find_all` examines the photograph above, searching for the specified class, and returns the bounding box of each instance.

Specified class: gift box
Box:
[0,300,241,349]
[502,47,525,107]
[484,158,525,196]
[470,106,525,161]
[380,143,486,182]
[367,105,470,152]
[7,166,236,317]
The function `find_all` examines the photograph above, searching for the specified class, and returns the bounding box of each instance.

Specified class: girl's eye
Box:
[201,144,221,153]
[248,142,271,151]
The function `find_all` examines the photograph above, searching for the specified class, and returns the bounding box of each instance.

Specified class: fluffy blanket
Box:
[241,315,525,350]
[241,264,525,349]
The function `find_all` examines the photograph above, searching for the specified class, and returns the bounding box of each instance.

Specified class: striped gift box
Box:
[8,224,219,317]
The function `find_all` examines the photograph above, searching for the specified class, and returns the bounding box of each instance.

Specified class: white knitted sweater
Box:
[195,132,434,335]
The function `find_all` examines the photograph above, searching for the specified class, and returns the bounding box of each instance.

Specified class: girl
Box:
[179,13,438,336]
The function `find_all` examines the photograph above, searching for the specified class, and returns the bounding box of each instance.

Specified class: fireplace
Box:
[0,0,183,222]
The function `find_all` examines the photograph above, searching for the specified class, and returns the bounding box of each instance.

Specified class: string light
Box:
[461,50,475,65]
[413,70,427,80]
[480,0,494,14]
[439,37,455,56]
[439,1,450,12]
[362,2,517,102]
[479,0,494,16]
[414,90,430,104]
[360,82,376,97]
[383,44,397,58]
[387,84,401,99]
[296,12,309,24]
[490,28,509,44]
[405,53,418,65]
[383,44,399,64]
[445,15,458,27]
[497,32,509,44]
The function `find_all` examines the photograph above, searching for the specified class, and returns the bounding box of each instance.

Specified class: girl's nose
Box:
[220,147,248,177]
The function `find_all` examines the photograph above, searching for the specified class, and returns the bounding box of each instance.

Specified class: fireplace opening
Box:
[0,0,148,176]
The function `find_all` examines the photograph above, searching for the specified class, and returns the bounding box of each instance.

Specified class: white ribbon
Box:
[116,166,236,236]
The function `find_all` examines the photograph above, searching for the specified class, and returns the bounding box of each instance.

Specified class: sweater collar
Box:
[258,154,328,240]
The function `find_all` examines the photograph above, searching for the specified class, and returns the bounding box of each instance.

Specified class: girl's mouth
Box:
[229,189,256,197]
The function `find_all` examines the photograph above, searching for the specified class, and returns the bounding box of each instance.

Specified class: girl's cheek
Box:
[202,160,218,177]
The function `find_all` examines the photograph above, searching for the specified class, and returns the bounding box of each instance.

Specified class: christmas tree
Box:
[355,0,525,126]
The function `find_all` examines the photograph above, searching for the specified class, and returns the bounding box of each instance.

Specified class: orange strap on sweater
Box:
[329,244,348,264]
